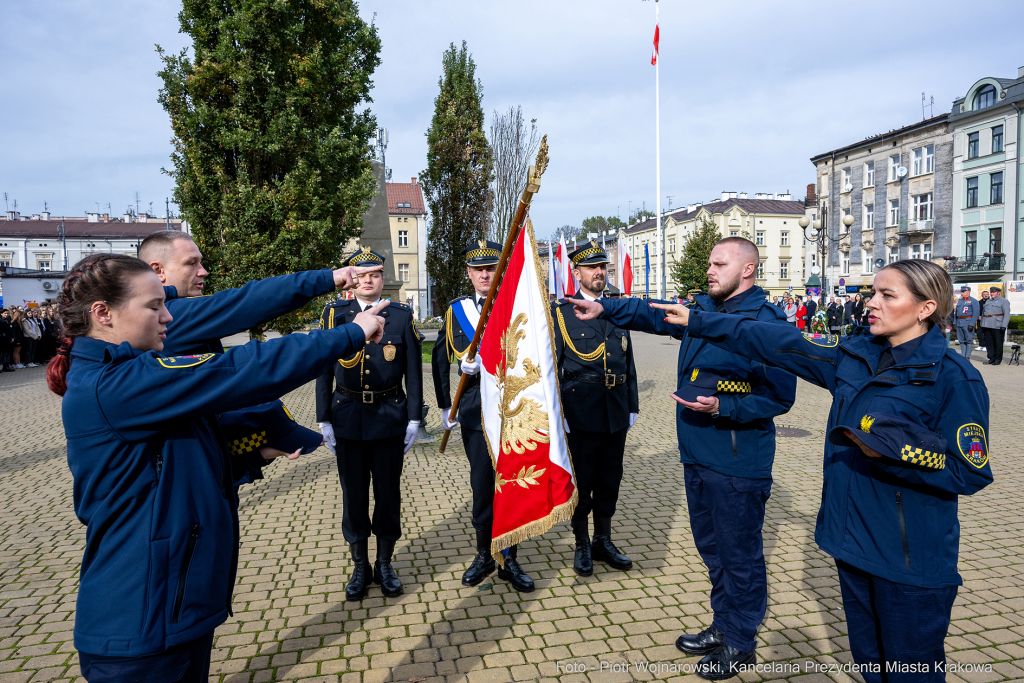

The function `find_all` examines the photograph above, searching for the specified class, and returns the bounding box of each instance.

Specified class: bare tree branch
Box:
[488,106,540,243]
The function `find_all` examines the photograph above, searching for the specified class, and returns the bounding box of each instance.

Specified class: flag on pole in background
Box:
[557,236,575,297]
[651,22,659,65]
[618,235,633,296]
[479,217,576,562]
[644,243,650,298]
[548,243,556,296]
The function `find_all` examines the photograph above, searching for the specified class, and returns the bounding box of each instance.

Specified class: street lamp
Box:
[799,209,853,298]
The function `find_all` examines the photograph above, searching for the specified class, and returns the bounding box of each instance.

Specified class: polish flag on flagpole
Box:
[651,22,659,65]
[479,217,576,562]
[557,236,575,297]
[618,234,633,296]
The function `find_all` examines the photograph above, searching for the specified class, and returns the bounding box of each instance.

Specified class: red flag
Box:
[651,24,659,65]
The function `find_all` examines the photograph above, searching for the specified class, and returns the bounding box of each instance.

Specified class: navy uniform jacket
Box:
[954,297,980,328]
[315,299,422,439]
[551,294,639,433]
[687,312,993,587]
[63,325,364,657]
[162,269,337,355]
[432,296,483,431]
[599,287,796,479]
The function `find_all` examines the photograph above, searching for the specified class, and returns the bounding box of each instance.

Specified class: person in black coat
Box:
[0,309,14,372]
[804,297,817,326]
[827,298,842,333]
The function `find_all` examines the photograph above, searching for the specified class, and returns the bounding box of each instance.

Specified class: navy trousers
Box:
[335,435,405,544]
[461,427,494,533]
[568,427,628,522]
[78,631,214,683]
[837,560,957,683]
[684,464,772,653]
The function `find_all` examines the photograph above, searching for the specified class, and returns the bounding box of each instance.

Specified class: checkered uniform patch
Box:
[466,248,500,260]
[229,431,268,457]
[716,381,752,394]
[571,247,607,264]
[899,444,945,470]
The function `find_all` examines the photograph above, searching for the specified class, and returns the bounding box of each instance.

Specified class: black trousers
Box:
[985,327,1005,363]
[78,631,214,683]
[460,426,494,533]
[567,427,628,521]
[335,435,405,544]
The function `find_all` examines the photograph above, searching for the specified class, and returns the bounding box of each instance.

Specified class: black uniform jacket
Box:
[552,294,639,433]
[315,299,422,440]
[432,296,484,431]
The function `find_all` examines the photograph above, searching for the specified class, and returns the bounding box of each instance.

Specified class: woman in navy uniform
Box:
[47,254,386,683]
[551,241,639,576]
[431,239,534,592]
[315,247,422,600]
[588,259,993,681]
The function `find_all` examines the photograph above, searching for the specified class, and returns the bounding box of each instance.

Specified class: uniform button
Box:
[366,341,370,345]
[365,370,370,375]
[364,385,370,389]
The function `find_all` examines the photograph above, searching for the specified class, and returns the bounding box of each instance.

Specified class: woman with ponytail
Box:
[52,254,387,683]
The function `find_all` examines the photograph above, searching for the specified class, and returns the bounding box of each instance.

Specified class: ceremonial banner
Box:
[557,236,576,297]
[479,218,576,562]
[618,234,633,296]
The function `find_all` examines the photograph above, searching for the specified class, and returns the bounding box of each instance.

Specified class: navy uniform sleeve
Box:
[163,269,336,353]
[869,377,993,495]
[715,308,796,423]
[688,309,841,392]
[600,297,687,339]
[626,329,639,414]
[314,304,337,423]
[96,325,364,440]
[404,310,423,422]
[431,310,453,410]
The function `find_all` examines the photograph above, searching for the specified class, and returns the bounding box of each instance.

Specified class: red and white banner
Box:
[556,236,575,297]
[651,23,659,65]
[618,235,633,296]
[480,218,576,561]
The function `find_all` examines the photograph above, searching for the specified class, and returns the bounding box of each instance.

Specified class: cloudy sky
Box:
[2,0,1023,238]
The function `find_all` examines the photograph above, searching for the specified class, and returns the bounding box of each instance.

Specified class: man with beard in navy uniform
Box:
[317,247,422,601]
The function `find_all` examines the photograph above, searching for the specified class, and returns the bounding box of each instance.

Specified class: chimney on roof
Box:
[806,183,816,203]
[87,213,99,223]
[31,214,41,220]
[139,213,150,222]
[777,192,792,200]
[739,192,747,199]
[5,211,18,221]
[41,212,50,221]
[1019,65,1024,78]
[102,213,110,222]
[123,213,133,223]
[411,176,417,184]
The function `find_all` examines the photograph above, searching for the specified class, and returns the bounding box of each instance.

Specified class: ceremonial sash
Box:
[451,298,481,341]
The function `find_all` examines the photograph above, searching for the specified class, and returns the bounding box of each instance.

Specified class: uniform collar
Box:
[70,336,144,364]
[163,285,180,301]
[697,284,765,313]
[573,291,603,302]
[842,324,948,368]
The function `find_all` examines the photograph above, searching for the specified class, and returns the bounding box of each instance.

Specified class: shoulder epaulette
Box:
[388,301,412,312]
[448,295,471,306]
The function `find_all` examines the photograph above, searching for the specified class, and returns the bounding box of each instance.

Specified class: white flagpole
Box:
[655,0,664,299]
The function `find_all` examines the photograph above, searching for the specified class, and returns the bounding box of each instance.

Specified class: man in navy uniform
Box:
[568,237,796,679]
[432,239,535,593]
[316,247,423,600]
[551,241,638,576]
[954,286,981,360]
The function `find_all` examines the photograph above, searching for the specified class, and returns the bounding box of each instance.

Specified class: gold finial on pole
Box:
[526,135,549,193]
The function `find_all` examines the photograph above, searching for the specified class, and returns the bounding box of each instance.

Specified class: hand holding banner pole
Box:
[439,137,550,452]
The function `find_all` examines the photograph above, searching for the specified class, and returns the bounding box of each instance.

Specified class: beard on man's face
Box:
[709,272,741,302]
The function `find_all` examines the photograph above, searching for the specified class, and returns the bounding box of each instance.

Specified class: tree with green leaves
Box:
[422,42,493,313]
[670,215,721,293]
[157,0,381,334]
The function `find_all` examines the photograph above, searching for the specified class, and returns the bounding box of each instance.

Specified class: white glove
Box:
[460,356,481,376]
[319,422,336,455]
[404,421,420,453]
[442,407,459,430]
[563,417,571,434]
[628,413,638,431]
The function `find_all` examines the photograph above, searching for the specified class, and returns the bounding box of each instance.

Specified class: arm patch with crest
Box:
[956,424,989,468]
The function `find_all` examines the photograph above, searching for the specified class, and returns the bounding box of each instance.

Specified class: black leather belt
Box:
[337,386,402,404]
[563,370,627,388]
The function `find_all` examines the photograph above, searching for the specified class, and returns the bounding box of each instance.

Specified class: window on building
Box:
[912,146,934,175]
[398,230,408,248]
[888,154,900,182]
[967,132,979,159]
[889,199,900,226]
[841,253,850,274]
[810,252,818,268]
[780,261,789,279]
[820,173,829,194]
[965,231,977,259]
[864,204,874,232]
[0,255,11,268]
[888,245,899,264]
[966,177,979,207]
[989,228,1002,254]
[992,125,1004,153]
[731,230,739,237]
[780,231,789,246]
[913,193,933,221]
[923,242,932,260]
[755,231,764,246]
[757,261,765,279]
[842,168,852,192]
[910,244,922,259]
[863,249,873,273]
[973,84,996,110]
[398,263,409,282]
[668,237,676,252]
[37,259,51,271]
[864,161,874,187]
[991,172,1003,204]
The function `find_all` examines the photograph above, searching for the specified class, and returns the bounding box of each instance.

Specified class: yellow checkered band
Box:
[349,253,383,265]
[716,381,751,394]
[571,247,608,265]
[900,444,945,470]
[229,431,268,457]
[465,248,500,261]
[861,415,875,433]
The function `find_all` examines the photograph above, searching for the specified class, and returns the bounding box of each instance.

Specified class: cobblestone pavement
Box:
[2,333,1023,683]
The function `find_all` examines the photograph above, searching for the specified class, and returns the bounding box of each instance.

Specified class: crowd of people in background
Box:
[0,304,59,372]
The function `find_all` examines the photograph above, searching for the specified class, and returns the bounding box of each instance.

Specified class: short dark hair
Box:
[138,230,193,262]
[714,236,759,265]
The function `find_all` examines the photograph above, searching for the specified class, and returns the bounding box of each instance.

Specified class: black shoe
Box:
[676,626,725,656]
[983,360,993,365]
[695,644,755,681]
[992,361,1001,365]
[571,518,593,576]
[462,528,495,587]
[591,535,632,570]
[373,538,403,597]
[497,545,535,592]
[346,540,373,601]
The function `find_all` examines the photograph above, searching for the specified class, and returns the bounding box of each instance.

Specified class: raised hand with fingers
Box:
[571,298,604,321]
[353,299,389,342]
[333,264,384,290]
[650,301,690,326]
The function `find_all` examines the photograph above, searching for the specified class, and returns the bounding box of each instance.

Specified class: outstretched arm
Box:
[571,297,687,339]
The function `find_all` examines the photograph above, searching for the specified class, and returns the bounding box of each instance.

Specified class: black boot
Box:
[373,538,403,598]
[591,516,632,570]
[571,518,593,576]
[695,644,756,681]
[676,625,725,655]
[346,540,373,601]
[497,545,535,593]
[462,529,495,587]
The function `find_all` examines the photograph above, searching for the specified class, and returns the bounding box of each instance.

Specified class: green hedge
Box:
[1010,315,1024,331]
